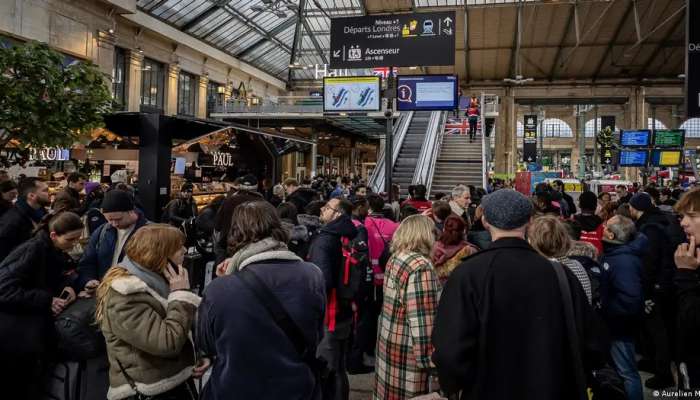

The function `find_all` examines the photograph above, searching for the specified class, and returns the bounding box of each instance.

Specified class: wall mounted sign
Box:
[211,151,234,167]
[330,11,456,69]
[523,115,537,163]
[29,147,70,161]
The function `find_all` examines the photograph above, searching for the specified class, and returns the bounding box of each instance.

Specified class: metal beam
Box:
[222,5,292,53]
[464,5,469,83]
[592,0,634,80]
[521,53,549,77]
[639,15,682,77]
[508,1,523,79]
[235,17,298,59]
[288,0,308,83]
[181,5,219,31]
[302,18,329,64]
[557,0,618,70]
[549,3,576,80]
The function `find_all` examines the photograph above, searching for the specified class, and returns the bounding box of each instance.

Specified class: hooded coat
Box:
[600,234,648,338]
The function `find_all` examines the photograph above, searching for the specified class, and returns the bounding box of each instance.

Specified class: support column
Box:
[166,64,180,116]
[95,30,116,84]
[197,75,209,119]
[311,130,318,178]
[672,105,680,129]
[126,50,144,112]
[495,87,515,175]
[630,86,646,129]
[138,114,172,221]
[577,107,587,179]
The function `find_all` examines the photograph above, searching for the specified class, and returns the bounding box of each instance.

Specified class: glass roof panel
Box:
[414,0,539,6]
[188,9,229,36]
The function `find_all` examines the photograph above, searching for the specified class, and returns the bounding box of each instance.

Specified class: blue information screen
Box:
[620,130,651,147]
[619,150,648,166]
[396,75,458,111]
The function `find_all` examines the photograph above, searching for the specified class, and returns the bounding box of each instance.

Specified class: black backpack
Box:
[54,298,105,361]
[337,236,370,302]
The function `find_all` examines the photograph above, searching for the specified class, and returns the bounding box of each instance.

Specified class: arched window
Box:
[516,121,524,137]
[681,118,700,138]
[542,118,573,138]
[648,118,667,130]
[584,118,601,138]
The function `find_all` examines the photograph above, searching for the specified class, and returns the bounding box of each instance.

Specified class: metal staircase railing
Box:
[480,93,499,188]
[414,111,447,197]
[369,111,413,193]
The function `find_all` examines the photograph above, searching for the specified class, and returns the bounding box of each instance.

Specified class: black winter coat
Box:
[0,200,45,261]
[676,269,700,380]
[0,232,77,356]
[0,198,12,219]
[197,259,325,400]
[635,208,675,295]
[308,215,357,338]
[432,238,603,400]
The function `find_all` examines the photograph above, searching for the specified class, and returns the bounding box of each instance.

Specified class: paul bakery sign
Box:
[330,11,456,69]
[211,151,233,167]
[29,147,70,161]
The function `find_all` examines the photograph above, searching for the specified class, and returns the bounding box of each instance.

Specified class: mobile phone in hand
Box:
[60,289,71,300]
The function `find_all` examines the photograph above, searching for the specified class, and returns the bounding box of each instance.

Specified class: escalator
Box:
[392,111,432,197]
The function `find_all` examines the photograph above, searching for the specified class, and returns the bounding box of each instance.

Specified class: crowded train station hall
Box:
[1,0,700,399]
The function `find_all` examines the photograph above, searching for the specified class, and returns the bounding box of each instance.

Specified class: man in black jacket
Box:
[0,178,50,260]
[628,192,676,389]
[52,172,86,214]
[553,179,577,216]
[432,189,600,400]
[308,197,357,400]
[164,182,198,227]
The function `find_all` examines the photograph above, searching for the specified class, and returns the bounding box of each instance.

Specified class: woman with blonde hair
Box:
[527,215,593,304]
[96,224,204,400]
[374,215,441,400]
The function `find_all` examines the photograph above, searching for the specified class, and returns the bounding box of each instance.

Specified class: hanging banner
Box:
[600,116,616,166]
[330,11,456,69]
[688,0,700,118]
[523,115,537,163]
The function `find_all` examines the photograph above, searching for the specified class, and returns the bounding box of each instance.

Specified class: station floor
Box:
[348,371,678,399]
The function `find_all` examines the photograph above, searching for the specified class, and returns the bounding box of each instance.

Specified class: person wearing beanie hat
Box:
[433,188,598,400]
[76,188,148,294]
[627,191,679,390]
[162,182,198,227]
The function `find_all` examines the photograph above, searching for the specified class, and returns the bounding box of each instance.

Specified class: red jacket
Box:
[402,199,433,213]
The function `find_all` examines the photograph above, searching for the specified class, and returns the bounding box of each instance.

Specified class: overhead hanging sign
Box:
[329,11,456,69]
[523,115,537,163]
[688,0,700,118]
[653,129,686,147]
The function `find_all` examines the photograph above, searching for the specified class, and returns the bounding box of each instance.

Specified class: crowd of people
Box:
[1,168,700,400]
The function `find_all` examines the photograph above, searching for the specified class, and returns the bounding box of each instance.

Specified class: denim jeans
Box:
[610,340,643,400]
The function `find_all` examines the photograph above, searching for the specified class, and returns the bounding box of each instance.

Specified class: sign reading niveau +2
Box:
[330,12,456,69]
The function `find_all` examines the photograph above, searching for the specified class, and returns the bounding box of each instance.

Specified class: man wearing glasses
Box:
[309,198,357,400]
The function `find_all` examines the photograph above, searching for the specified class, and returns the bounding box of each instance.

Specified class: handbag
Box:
[115,358,197,400]
[549,260,589,400]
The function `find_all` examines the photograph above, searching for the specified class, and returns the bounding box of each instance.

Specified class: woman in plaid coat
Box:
[374,215,442,400]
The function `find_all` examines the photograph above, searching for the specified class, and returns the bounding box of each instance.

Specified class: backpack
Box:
[54,298,105,361]
[337,236,370,302]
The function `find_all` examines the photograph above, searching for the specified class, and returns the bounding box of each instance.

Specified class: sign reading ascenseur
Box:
[330,12,456,69]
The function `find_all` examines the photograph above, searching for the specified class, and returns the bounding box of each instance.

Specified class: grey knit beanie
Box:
[481,189,533,230]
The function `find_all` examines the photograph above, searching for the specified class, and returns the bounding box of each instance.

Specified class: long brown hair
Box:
[227,201,289,255]
[95,224,185,324]
[33,210,84,236]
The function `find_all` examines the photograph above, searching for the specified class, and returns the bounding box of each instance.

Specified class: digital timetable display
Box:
[620,130,651,147]
[619,150,648,167]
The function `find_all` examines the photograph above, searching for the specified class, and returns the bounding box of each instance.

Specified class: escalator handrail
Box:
[369,111,413,193]
[412,111,443,190]
[425,112,447,197]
